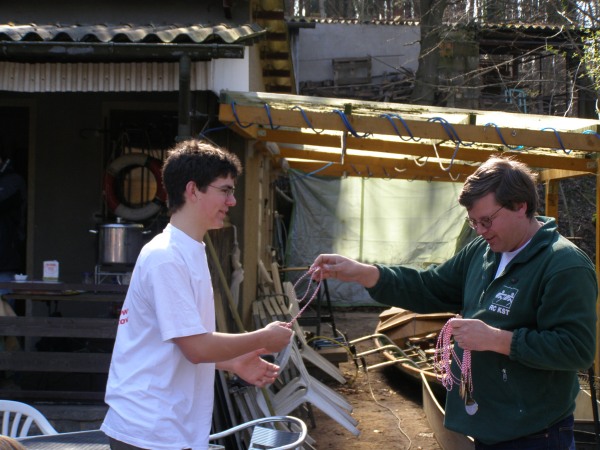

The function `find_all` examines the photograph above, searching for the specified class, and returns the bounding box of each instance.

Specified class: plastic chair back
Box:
[0,400,58,437]
[249,425,303,449]
[209,415,307,450]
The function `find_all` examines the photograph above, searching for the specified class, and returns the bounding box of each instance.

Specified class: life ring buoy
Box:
[104,154,167,221]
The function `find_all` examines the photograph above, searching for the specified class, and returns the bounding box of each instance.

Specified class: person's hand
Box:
[231,349,281,387]
[262,321,293,353]
[451,318,512,355]
[310,254,380,287]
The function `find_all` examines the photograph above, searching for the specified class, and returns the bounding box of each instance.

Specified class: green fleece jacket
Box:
[367,217,597,444]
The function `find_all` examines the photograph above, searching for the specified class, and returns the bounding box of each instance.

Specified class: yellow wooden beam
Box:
[279,146,477,178]
[538,169,595,182]
[219,103,600,153]
[258,129,596,173]
[286,159,472,181]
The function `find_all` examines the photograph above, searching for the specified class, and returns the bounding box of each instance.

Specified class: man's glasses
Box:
[466,205,504,230]
[208,184,235,197]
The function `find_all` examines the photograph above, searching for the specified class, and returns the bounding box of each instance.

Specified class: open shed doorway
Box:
[0,106,29,315]
[105,109,178,236]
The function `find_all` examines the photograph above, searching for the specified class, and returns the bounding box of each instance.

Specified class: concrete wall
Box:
[292,22,421,84]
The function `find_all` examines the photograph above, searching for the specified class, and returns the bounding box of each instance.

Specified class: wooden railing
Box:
[0,282,126,402]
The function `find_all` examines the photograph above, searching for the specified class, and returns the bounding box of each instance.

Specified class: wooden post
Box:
[544,179,559,219]
[596,169,600,376]
[241,143,262,330]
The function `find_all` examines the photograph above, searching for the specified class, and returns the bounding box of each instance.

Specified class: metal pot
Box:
[90,223,147,265]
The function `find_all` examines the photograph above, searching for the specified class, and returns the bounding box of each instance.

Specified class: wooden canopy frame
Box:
[218,90,600,371]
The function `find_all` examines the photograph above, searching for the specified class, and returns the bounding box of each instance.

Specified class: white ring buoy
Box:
[104,154,166,221]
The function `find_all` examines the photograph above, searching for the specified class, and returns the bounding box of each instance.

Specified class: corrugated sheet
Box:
[286,17,575,33]
[0,61,211,92]
[0,22,265,44]
[287,17,420,26]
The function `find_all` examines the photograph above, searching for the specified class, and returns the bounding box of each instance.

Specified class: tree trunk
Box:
[411,0,448,105]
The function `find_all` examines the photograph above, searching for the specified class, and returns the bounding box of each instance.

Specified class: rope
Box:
[483,123,525,150]
[332,109,371,138]
[291,105,324,134]
[263,103,281,130]
[380,113,422,142]
[286,267,322,327]
[541,127,572,154]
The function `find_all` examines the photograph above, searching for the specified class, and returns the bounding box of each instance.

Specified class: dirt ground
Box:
[300,307,443,450]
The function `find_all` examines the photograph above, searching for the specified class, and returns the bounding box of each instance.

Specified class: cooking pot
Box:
[90,223,148,265]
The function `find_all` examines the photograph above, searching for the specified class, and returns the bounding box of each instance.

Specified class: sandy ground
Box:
[299,308,443,450]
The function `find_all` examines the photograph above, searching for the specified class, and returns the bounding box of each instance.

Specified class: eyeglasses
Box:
[208,184,236,197]
[466,205,504,230]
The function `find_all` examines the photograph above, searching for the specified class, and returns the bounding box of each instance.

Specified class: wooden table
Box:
[0,282,127,402]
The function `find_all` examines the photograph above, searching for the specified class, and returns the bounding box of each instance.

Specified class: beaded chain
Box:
[434,318,477,414]
[286,267,322,328]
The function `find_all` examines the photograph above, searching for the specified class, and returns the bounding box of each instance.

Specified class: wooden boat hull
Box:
[420,372,475,450]
[374,307,454,384]
[375,307,454,344]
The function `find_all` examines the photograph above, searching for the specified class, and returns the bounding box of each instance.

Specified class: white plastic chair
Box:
[0,399,58,437]
[256,340,360,436]
[281,280,347,385]
[209,415,308,450]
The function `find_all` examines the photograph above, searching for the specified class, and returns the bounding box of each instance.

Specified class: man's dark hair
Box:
[458,156,539,218]
[162,140,242,213]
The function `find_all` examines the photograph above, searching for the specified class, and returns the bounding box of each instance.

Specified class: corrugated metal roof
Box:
[286,17,420,26]
[286,17,580,33]
[0,61,212,92]
[0,22,266,44]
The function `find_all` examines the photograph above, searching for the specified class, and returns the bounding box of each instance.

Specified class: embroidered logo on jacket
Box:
[488,286,518,316]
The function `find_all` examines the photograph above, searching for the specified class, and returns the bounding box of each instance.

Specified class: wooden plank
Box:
[220,103,600,152]
[596,171,600,377]
[286,160,467,181]
[279,146,479,177]
[261,297,280,322]
[0,389,106,402]
[544,179,559,219]
[0,282,127,294]
[252,301,262,330]
[538,169,593,181]
[0,352,112,373]
[0,316,117,339]
[253,300,270,328]
[266,295,290,322]
[264,129,596,173]
[270,262,284,296]
[241,149,262,330]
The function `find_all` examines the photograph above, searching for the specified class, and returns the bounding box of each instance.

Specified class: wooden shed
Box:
[218,90,600,370]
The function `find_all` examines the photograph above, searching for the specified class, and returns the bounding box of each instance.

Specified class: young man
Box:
[312,156,597,449]
[101,140,293,450]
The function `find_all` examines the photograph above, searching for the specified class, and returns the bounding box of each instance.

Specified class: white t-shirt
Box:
[494,238,532,279]
[101,224,216,450]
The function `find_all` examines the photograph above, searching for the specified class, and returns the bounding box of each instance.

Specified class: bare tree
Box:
[288,0,599,116]
[411,0,448,104]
